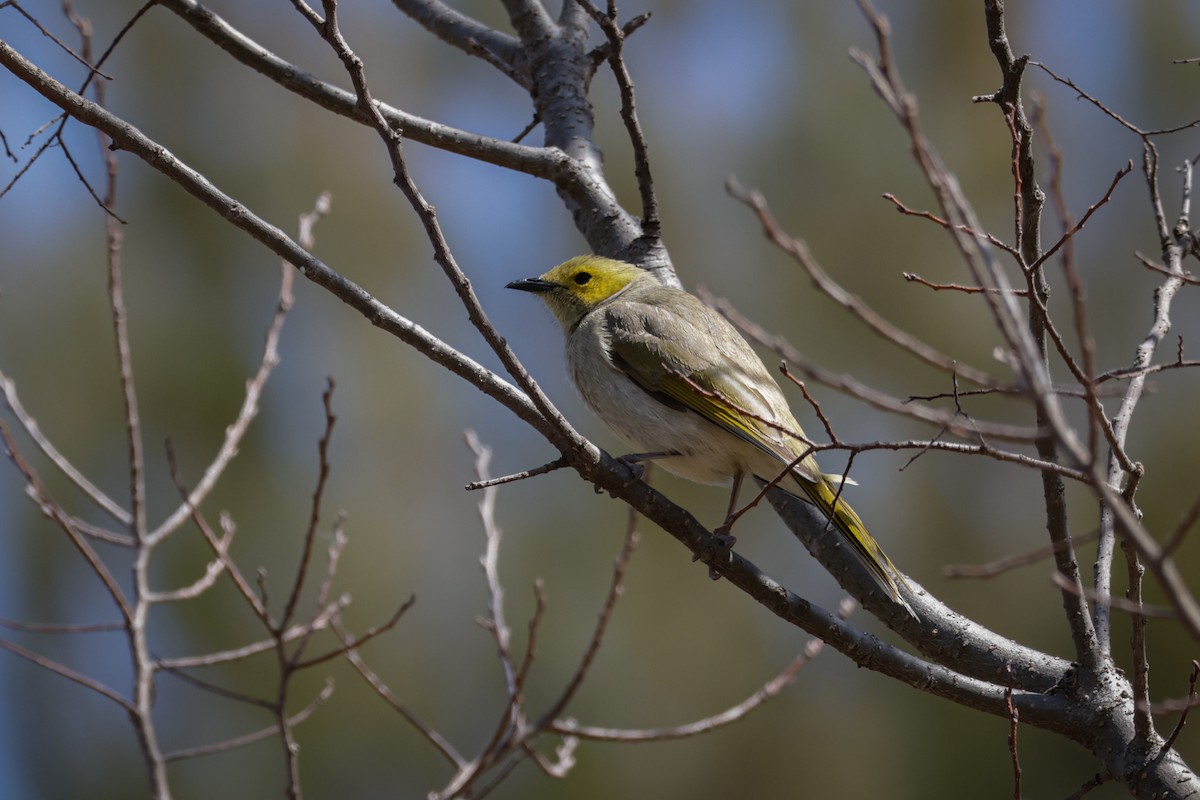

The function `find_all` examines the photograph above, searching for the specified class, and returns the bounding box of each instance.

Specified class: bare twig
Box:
[145,551,229,602]
[0,618,123,634]
[331,616,466,767]
[465,430,518,696]
[522,735,578,781]
[1065,773,1108,799]
[0,636,133,712]
[164,459,268,623]
[1162,492,1200,558]
[1005,664,1022,800]
[150,250,296,542]
[281,520,350,672]
[1092,148,1200,647]
[465,455,570,490]
[1159,661,1200,754]
[945,528,1100,579]
[80,19,169,780]
[1122,518,1153,737]
[902,271,1028,296]
[552,598,856,742]
[430,429,533,797]
[1,0,149,211]
[0,423,132,620]
[294,594,415,670]
[160,665,276,708]
[162,680,335,762]
[157,615,349,670]
[280,379,337,632]
[885,192,1021,260]
[0,371,131,524]
[538,506,640,725]
[728,177,1001,389]
[1028,160,1132,275]
[1015,162,1138,480]
[1049,571,1173,619]
[1135,252,1200,285]
[2,1,112,75]
[510,580,547,720]
[1031,60,1200,137]
[780,365,840,443]
[576,0,661,241]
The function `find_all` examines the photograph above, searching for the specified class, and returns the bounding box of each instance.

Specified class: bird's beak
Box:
[506,277,556,293]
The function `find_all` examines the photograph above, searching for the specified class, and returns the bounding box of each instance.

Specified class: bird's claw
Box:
[617,457,646,487]
[693,528,737,580]
[596,455,650,495]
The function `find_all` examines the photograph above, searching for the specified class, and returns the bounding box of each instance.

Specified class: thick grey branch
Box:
[767,488,1071,691]
[391,0,526,86]
[500,0,555,41]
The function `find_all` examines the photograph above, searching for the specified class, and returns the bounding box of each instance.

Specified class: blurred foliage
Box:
[2,1,1200,797]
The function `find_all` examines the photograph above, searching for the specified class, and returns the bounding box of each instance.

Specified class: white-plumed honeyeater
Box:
[508,255,916,618]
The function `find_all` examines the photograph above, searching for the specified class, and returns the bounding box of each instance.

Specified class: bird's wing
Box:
[602,300,814,476]
[603,298,914,617]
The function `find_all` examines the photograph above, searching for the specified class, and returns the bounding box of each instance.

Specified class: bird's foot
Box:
[694,527,737,580]
[617,457,646,486]
[601,451,676,493]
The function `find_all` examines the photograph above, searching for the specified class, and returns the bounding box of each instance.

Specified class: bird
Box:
[507,254,916,619]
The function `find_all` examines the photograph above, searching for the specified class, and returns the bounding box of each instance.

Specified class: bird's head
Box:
[507,255,646,330]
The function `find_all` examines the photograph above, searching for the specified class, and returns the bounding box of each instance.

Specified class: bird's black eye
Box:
[574,271,592,285]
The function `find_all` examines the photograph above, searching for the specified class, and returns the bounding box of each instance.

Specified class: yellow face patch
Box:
[540,256,644,306]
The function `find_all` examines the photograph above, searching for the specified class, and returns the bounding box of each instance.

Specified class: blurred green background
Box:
[3,1,1200,797]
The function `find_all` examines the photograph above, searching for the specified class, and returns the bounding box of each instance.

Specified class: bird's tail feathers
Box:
[791,474,918,620]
